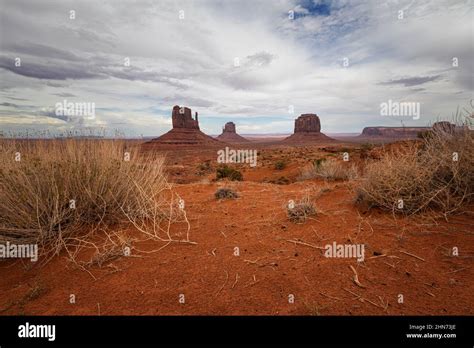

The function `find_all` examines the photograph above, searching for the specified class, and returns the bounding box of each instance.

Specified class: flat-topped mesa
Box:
[222,122,236,133]
[172,105,199,130]
[294,114,321,133]
[361,126,431,138]
[360,122,460,139]
[217,121,249,142]
[284,113,334,143]
[360,125,446,139]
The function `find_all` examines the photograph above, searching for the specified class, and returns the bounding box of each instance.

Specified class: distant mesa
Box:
[360,126,429,138]
[216,122,249,142]
[284,113,334,143]
[359,121,458,139]
[147,105,221,146]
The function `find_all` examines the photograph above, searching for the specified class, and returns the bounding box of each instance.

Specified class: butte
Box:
[216,122,249,143]
[147,105,221,146]
[283,113,334,143]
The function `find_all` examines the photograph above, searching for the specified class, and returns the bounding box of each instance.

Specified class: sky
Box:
[0,0,472,137]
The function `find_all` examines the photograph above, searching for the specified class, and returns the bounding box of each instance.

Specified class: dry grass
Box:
[0,138,189,262]
[287,196,317,223]
[215,188,239,199]
[300,158,358,181]
[357,117,474,216]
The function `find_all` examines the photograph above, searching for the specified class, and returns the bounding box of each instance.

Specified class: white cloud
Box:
[0,0,472,135]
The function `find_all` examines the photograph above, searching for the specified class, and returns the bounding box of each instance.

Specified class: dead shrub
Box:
[287,196,316,223]
[0,138,187,261]
[358,114,474,216]
[300,158,358,181]
[215,188,239,199]
[269,176,291,185]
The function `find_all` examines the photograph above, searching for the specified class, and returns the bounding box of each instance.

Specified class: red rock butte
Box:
[284,113,334,143]
[146,105,221,146]
[172,106,200,130]
[216,122,249,142]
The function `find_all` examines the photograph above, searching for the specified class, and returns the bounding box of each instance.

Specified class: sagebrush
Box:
[357,121,474,216]
[0,139,184,260]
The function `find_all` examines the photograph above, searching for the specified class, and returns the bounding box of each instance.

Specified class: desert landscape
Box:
[1,103,473,316]
[1,3,473,346]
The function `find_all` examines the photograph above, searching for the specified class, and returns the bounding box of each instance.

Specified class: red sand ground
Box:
[0,140,473,315]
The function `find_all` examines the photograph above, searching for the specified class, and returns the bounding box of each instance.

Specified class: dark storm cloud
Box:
[0,102,19,107]
[2,42,83,62]
[0,56,103,80]
[0,55,188,88]
[379,75,441,87]
[0,105,72,123]
[245,51,277,67]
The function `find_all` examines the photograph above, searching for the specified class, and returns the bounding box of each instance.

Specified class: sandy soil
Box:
[0,140,473,315]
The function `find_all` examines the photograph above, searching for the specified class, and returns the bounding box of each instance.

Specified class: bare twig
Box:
[286,239,325,250]
[350,265,365,288]
[231,273,239,289]
[215,270,229,297]
[400,250,425,262]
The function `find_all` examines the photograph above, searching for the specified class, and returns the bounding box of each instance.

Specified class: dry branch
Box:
[350,265,365,288]
[399,250,425,262]
[286,239,325,250]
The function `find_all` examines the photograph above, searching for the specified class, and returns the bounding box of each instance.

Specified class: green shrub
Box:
[216,165,243,181]
[274,160,286,170]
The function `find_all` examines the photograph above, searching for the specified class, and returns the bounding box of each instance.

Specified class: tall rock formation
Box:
[147,105,221,146]
[216,121,249,142]
[172,105,200,130]
[223,122,236,133]
[294,114,321,133]
[284,113,334,143]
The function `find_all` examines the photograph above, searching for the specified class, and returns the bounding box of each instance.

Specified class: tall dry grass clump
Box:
[300,158,358,181]
[0,139,185,260]
[357,119,474,216]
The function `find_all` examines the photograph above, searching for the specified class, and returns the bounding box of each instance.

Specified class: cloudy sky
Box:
[0,0,472,137]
